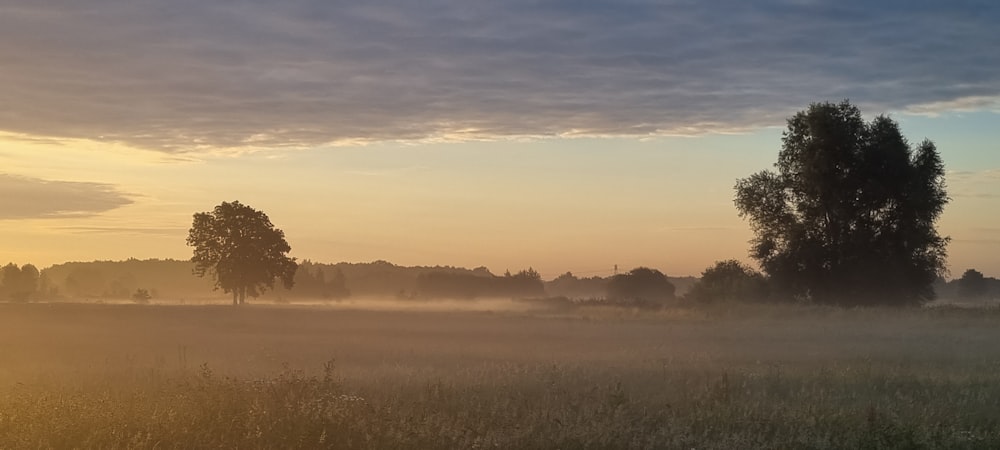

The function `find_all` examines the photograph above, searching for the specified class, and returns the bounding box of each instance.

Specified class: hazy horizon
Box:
[5,3,1000,448]
[3,1,999,278]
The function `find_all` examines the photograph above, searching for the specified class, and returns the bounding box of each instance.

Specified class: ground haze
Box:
[1,302,998,448]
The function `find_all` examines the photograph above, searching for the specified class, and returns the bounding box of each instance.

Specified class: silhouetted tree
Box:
[687,260,768,303]
[16,264,39,301]
[546,272,609,299]
[502,268,545,298]
[957,269,989,299]
[187,201,297,305]
[735,101,948,306]
[2,263,39,302]
[1,263,19,299]
[606,267,675,305]
[132,288,152,304]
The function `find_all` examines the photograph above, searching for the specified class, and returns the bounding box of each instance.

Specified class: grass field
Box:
[1,301,999,448]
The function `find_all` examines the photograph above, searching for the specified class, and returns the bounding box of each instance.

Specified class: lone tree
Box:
[735,101,948,306]
[187,201,297,305]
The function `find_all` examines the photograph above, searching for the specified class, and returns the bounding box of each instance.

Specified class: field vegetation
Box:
[1,301,999,448]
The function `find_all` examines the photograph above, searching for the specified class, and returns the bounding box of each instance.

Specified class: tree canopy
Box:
[957,269,988,299]
[606,267,675,305]
[187,201,297,305]
[1,263,39,302]
[734,101,948,306]
[415,268,544,300]
[687,260,768,303]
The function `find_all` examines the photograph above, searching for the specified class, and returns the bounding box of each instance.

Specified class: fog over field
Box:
[4,0,1000,448]
[2,303,1000,448]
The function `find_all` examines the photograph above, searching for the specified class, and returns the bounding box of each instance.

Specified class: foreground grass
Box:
[1,302,999,448]
[3,362,999,449]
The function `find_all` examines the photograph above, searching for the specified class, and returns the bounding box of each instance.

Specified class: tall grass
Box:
[1,302,999,448]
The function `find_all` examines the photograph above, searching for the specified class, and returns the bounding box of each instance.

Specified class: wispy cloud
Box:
[660,226,741,232]
[1,1,997,152]
[949,169,1000,181]
[952,193,1000,199]
[947,168,1000,199]
[952,238,1000,245]
[343,165,428,177]
[55,226,185,236]
[0,174,133,219]
[906,96,1000,116]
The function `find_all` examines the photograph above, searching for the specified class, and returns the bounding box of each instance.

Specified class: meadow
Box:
[1,301,999,449]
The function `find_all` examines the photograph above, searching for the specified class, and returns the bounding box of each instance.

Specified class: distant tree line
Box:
[39,259,349,303]
[415,268,545,299]
[281,261,350,300]
[5,257,991,306]
[45,259,213,300]
[2,257,693,307]
[936,269,1000,301]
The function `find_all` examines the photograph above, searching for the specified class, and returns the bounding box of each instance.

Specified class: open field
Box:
[2,301,1000,448]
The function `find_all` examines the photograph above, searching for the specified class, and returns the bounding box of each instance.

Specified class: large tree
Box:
[735,101,948,306]
[187,201,297,305]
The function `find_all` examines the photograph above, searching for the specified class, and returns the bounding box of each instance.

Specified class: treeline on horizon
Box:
[0,258,995,306]
[0,258,700,304]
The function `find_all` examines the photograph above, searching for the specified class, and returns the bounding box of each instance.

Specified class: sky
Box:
[1,0,999,278]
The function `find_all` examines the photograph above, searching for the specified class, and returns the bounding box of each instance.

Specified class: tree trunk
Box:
[239,286,246,305]
[232,290,238,306]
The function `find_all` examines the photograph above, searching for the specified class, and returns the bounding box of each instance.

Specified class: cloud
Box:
[947,168,1000,199]
[906,96,1000,116]
[660,226,740,232]
[953,193,1000,199]
[949,169,1000,181]
[0,1,998,152]
[0,174,134,219]
[55,226,185,236]
[952,239,1000,245]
